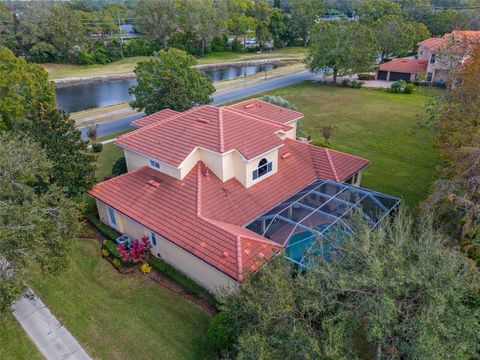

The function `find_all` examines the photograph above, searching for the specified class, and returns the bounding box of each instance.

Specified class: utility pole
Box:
[117,11,124,59]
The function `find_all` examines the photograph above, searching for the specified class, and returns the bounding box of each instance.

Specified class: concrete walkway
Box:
[12,292,92,360]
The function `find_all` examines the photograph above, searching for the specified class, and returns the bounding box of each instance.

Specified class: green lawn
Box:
[263,83,441,208]
[43,47,306,79]
[95,142,124,181]
[0,315,42,360]
[30,238,216,360]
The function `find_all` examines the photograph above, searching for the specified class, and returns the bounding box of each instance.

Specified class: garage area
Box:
[376,58,428,82]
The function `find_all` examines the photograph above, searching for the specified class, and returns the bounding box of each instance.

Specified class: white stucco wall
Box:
[95,200,238,294]
[123,148,182,179]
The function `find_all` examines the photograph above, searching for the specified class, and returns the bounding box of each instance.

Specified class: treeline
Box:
[0,0,479,65]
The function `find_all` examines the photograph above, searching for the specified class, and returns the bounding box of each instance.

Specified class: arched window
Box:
[253,158,273,180]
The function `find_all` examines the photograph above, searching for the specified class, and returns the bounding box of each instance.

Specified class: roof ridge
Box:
[325,148,340,182]
[218,107,225,153]
[235,236,243,282]
[117,107,200,141]
[232,98,304,117]
[224,107,291,130]
[196,163,202,217]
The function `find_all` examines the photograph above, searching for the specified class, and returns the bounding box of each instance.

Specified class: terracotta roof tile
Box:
[378,59,428,73]
[117,105,290,167]
[131,109,179,127]
[87,139,368,282]
[229,98,304,124]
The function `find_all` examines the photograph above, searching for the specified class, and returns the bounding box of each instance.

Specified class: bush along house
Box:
[87,99,399,294]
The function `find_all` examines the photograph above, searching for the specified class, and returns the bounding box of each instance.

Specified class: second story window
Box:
[252,158,273,180]
[149,159,161,170]
[430,53,436,64]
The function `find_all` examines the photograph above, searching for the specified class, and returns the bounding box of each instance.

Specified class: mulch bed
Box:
[81,221,217,316]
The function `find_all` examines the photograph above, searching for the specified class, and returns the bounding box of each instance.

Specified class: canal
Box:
[56,64,276,113]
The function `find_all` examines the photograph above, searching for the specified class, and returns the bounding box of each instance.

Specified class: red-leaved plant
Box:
[117,236,152,263]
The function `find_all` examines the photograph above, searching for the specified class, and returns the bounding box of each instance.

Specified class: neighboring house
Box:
[376,30,480,84]
[87,99,398,294]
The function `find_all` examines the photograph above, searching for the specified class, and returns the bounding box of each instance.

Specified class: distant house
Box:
[87,100,399,294]
[376,30,480,84]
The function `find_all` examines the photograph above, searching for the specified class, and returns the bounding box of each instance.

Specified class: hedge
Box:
[149,256,218,308]
[87,213,218,307]
[86,213,121,240]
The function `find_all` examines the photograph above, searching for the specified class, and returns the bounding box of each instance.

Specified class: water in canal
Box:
[56,64,276,113]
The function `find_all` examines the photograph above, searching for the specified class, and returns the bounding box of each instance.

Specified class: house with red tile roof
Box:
[377,30,480,84]
[87,99,370,293]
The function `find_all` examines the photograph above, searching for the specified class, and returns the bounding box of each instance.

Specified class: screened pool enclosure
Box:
[245,179,400,267]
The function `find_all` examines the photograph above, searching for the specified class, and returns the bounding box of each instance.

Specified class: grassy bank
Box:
[31,238,215,360]
[43,47,306,79]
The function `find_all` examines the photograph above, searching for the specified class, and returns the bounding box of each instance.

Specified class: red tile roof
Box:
[378,59,428,73]
[229,98,304,124]
[418,37,443,52]
[418,31,480,53]
[131,109,179,128]
[116,105,292,167]
[87,139,368,281]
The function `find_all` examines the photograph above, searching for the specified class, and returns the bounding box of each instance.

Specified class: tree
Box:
[421,45,480,264]
[214,210,480,359]
[251,0,272,51]
[290,0,324,46]
[427,10,469,36]
[268,7,287,48]
[0,47,55,131]
[179,0,221,55]
[134,0,178,50]
[0,4,15,52]
[20,2,86,62]
[305,20,377,83]
[227,0,256,48]
[373,15,416,60]
[129,48,215,113]
[20,102,96,198]
[0,133,80,318]
[357,0,403,24]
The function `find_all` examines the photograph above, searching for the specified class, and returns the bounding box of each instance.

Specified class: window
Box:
[149,231,157,246]
[427,72,433,82]
[252,158,273,180]
[107,207,117,227]
[430,53,436,64]
[149,159,160,169]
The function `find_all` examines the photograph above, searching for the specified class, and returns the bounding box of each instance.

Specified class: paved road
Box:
[80,70,319,139]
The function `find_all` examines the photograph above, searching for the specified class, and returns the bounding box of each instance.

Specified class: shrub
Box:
[113,258,121,269]
[310,139,332,148]
[404,83,415,94]
[77,50,94,65]
[258,95,298,110]
[358,73,375,80]
[117,236,151,263]
[341,79,350,87]
[350,80,365,88]
[390,80,406,93]
[207,312,233,351]
[86,213,121,241]
[91,142,103,153]
[112,156,127,177]
[140,262,152,274]
[101,248,110,257]
[149,256,217,306]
